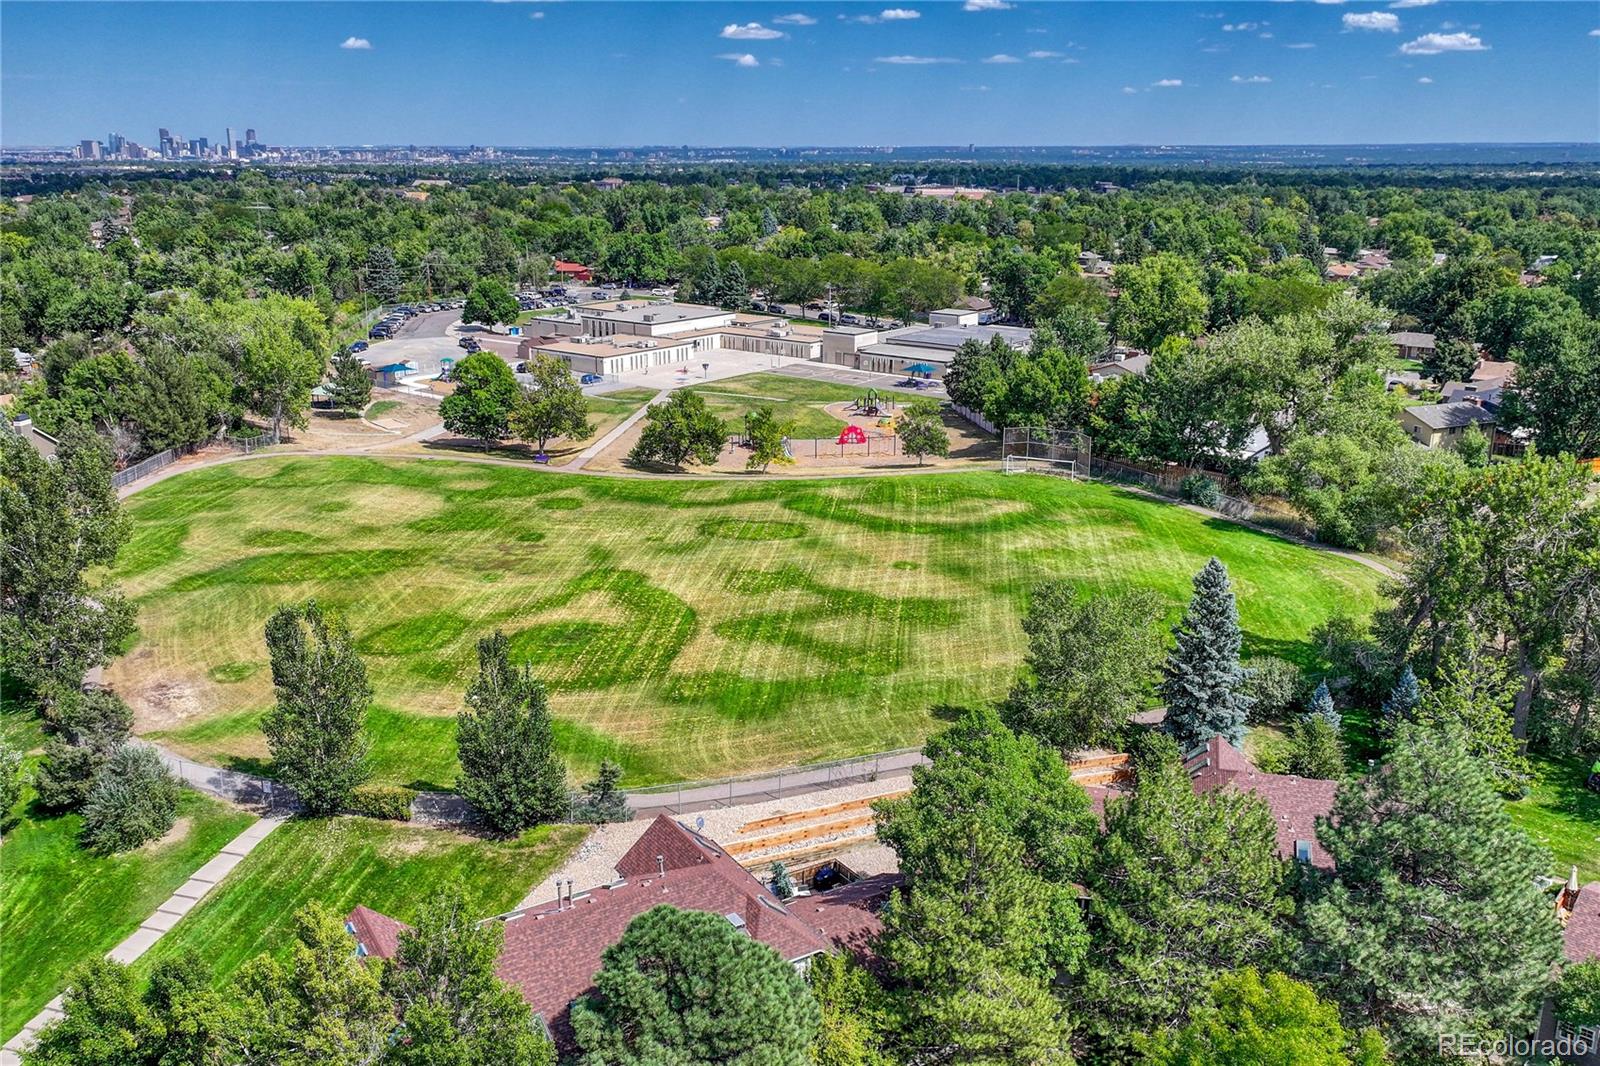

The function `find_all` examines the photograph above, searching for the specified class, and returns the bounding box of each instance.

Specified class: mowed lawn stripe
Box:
[111,458,1384,788]
[135,817,586,988]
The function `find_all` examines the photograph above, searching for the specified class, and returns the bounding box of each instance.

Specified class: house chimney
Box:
[566,880,574,907]
[657,855,666,879]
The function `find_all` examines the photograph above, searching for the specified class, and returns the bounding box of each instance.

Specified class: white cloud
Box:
[1314,0,1347,4]
[1589,28,1600,36]
[1153,78,1183,87]
[963,0,1012,9]
[983,53,1023,63]
[1400,31,1488,53]
[1122,86,1139,94]
[339,36,372,49]
[875,54,958,63]
[1389,0,1436,7]
[717,52,760,66]
[1343,11,1399,31]
[880,8,921,19]
[1222,21,1260,31]
[1231,74,1271,83]
[1027,50,1064,58]
[721,22,784,39]
[1258,31,1273,38]
[773,13,816,25]
[529,10,543,18]
[1286,42,1317,49]
[1417,75,1433,83]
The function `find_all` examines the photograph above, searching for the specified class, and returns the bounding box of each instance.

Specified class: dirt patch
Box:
[127,677,210,732]
[141,816,193,851]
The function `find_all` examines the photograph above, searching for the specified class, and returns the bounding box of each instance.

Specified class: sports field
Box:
[109,457,1385,789]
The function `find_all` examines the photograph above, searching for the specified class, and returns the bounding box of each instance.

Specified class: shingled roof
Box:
[1184,736,1339,869]
[1564,881,1600,963]
[349,815,897,1048]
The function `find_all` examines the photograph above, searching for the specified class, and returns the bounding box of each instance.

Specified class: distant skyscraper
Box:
[107,132,125,156]
[245,128,257,144]
[78,139,101,160]
[224,127,235,159]
[157,127,171,157]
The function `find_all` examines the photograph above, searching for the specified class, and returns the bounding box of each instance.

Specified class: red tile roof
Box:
[349,815,895,1048]
[1185,736,1338,869]
[1565,881,1600,963]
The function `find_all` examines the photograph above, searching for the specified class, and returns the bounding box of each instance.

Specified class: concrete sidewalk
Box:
[0,816,285,1065]
[564,388,666,470]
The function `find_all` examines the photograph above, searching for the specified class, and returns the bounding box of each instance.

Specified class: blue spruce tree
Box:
[1306,679,1340,730]
[1160,557,1252,749]
[1380,664,1421,732]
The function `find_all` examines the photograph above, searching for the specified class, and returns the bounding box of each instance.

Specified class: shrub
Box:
[34,739,108,812]
[571,759,630,825]
[1288,716,1345,780]
[80,745,180,854]
[344,784,416,821]
[1180,474,1223,509]
[1242,657,1307,722]
[1250,731,1294,774]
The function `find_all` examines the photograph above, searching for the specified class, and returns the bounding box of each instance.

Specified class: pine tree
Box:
[769,861,796,900]
[1160,557,1253,749]
[1289,716,1345,780]
[325,347,371,416]
[454,631,568,833]
[80,744,180,854]
[261,600,372,816]
[719,261,751,311]
[1379,663,1420,735]
[1306,679,1340,730]
[760,207,779,238]
[570,905,820,1065]
[1415,639,1530,795]
[575,758,630,824]
[365,245,402,304]
[1080,732,1289,1057]
[1304,722,1563,1059]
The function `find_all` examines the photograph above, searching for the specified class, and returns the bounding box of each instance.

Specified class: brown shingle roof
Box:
[1565,881,1600,963]
[347,904,408,959]
[1185,736,1338,869]
[350,815,894,1050]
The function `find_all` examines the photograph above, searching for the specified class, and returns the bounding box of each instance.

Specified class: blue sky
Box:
[3,1,1597,147]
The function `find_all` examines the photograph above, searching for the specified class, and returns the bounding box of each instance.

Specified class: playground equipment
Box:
[850,389,897,418]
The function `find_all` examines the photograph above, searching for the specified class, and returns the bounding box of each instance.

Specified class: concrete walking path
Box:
[564,388,668,471]
[0,816,285,1065]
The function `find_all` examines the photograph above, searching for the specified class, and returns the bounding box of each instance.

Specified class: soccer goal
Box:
[1001,426,1091,479]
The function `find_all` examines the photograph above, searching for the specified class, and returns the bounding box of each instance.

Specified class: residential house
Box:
[1324,262,1360,282]
[593,177,626,191]
[1183,735,1338,868]
[1387,331,1436,362]
[1088,352,1151,381]
[1398,401,1496,449]
[347,815,897,1049]
[1533,874,1600,1064]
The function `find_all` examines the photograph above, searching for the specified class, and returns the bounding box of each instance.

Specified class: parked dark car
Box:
[580,373,603,385]
[350,340,369,353]
[458,337,480,351]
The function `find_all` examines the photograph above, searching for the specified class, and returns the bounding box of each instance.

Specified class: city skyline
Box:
[3,1,1597,148]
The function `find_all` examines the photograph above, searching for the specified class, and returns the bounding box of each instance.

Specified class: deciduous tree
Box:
[261,600,372,816]
[510,353,591,453]
[627,389,725,470]
[440,350,521,450]
[896,398,949,466]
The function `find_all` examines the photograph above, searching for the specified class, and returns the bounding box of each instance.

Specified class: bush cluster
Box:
[344,785,417,821]
[1180,474,1224,509]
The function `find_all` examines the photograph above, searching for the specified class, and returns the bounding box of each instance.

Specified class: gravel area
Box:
[518,777,909,910]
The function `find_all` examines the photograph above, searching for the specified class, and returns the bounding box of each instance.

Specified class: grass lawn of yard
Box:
[365,399,404,419]
[138,816,585,987]
[585,386,659,437]
[1507,752,1600,882]
[109,455,1384,790]
[0,786,256,1041]
[686,372,872,438]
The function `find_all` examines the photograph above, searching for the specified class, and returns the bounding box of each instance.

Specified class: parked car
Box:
[458,337,479,351]
[350,340,369,353]
[580,373,603,385]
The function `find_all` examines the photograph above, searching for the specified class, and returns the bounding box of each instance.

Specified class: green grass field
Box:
[1508,753,1600,882]
[686,372,870,438]
[0,785,256,1041]
[138,816,585,987]
[365,399,404,419]
[108,456,1384,789]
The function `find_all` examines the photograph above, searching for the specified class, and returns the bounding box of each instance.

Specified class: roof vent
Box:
[1294,840,1313,864]
[725,912,748,933]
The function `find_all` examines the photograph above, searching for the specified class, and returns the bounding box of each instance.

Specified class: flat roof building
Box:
[823,321,1033,379]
